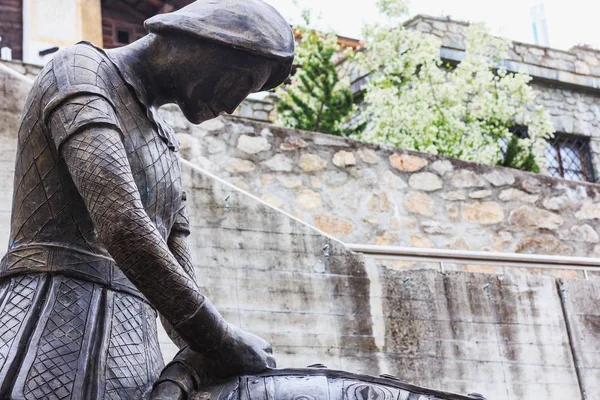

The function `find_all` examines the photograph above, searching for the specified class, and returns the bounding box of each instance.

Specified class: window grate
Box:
[503,126,595,183]
[546,133,595,183]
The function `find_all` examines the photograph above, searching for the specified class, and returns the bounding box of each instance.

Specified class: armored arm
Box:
[59,125,228,352]
[162,198,197,349]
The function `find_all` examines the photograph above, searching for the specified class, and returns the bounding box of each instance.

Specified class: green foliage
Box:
[276,26,355,136]
[356,0,555,173]
[499,136,540,173]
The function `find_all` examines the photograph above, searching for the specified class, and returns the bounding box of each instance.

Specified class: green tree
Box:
[276,25,355,136]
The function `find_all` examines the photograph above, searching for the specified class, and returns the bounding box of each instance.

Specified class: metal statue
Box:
[0,0,294,398]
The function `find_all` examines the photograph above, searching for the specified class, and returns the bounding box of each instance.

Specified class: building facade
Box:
[0,0,193,64]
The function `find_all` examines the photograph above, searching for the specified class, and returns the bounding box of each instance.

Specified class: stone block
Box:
[277,175,303,189]
[543,195,570,211]
[409,172,443,192]
[441,191,466,201]
[357,148,378,164]
[225,158,255,173]
[451,170,486,188]
[264,154,293,172]
[314,215,354,237]
[509,206,564,230]
[431,160,454,175]
[575,202,600,220]
[462,202,504,225]
[332,150,357,168]
[516,235,575,256]
[389,153,428,172]
[499,188,538,203]
[237,134,271,154]
[374,232,399,246]
[367,191,392,212]
[296,189,323,210]
[469,190,492,199]
[404,191,435,217]
[261,193,284,208]
[280,136,309,151]
[299,153,327,172]
[484,170,515,186]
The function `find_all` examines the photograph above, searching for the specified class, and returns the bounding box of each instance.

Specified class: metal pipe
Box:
[346,243,600,271]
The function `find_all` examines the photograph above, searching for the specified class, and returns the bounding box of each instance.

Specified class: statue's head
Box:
[143,0,295,124]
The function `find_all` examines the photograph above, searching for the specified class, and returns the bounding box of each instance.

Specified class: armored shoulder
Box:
[43,44,122,152]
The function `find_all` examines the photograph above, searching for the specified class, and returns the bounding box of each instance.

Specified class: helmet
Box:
[144,0,295,91]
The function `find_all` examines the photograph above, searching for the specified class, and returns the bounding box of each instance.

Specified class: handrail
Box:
[346,243,600,271]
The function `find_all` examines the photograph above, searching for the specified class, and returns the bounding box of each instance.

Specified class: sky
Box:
[263,0,600,51]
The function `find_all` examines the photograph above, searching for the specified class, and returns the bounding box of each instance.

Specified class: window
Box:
[502,126,595,183]
[116,29,131,45]
[546,133,595,182]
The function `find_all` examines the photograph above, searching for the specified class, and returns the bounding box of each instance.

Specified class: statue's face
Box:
[151,34,279,124]
[176,54,274,125]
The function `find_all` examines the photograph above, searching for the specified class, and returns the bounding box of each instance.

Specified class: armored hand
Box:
[151,325,276,399]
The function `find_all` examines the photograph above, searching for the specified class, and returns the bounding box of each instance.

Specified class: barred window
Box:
[546,133,595,183]
[502,126,595,183]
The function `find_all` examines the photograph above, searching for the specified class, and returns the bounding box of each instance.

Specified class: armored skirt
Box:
[0,273,164,399]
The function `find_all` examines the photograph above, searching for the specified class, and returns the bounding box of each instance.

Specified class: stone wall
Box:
[159,109,600,269]
[406,15,600,82]
[231,93,277,123]
[2,62,600,400]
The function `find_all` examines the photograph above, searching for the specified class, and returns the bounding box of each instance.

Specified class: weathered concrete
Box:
[376,268,581,399]
[560,278,600,398]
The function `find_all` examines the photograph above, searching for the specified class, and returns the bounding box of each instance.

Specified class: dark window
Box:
[116,29,131,44]
[546,133,595,182]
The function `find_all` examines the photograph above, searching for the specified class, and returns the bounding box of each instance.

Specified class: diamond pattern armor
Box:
[23,278,95,400]
[0,276,40,370]
[104,293,148,399]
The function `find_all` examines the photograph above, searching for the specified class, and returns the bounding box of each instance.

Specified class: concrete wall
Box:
[160,109,600,270]
[2,62,600,400]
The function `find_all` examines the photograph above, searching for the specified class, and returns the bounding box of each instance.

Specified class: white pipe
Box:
[346,243,600,271]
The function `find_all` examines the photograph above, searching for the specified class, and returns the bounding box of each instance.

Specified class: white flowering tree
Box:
[356,0,555,172]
